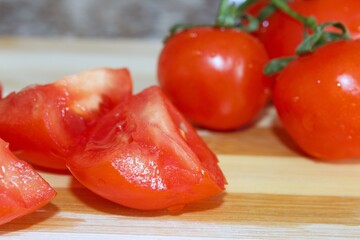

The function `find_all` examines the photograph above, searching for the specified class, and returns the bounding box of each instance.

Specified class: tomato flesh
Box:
[0,68,132,169]
[0,138,56,225]
[67,86,226,210]
[158,27,270,131]
[273,39,360,161]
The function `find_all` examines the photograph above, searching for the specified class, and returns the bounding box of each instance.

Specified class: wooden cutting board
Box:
[0,38,359,239]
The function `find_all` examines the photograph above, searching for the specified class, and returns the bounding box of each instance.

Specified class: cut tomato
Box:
[0,68,132,169]
[0,138,56,225]
[67,86,226,210]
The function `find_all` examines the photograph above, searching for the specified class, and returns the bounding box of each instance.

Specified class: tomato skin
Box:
[158,27,270,131]
[250,0,360,59]
[0,68,132,169]
[67,86,226,210]
[273,39,360,161]
[0,138,56,225]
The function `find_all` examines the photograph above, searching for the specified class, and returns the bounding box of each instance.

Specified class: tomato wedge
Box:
[0,68,132,169]
[0,138,56,225]
[67,86,226,210]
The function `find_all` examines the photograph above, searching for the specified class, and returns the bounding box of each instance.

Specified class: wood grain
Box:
[0,38,360,239]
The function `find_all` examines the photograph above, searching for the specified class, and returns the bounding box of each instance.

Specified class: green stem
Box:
[270,0,317,31]
[216,0,233,26]
[264,0,351,76]
[216,0,254,27]
[237,0,260,13]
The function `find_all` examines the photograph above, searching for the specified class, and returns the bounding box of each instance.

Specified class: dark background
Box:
[0,0,220,39]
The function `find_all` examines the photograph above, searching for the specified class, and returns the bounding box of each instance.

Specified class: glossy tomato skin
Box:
[0,68,132,169]
[273,39,360,161]
[67,86,226,210]
[158,27,270,131]
[0,138,56,225]
[251,0,360,59]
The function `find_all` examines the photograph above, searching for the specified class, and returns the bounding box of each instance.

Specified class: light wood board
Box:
[0,38,359,239]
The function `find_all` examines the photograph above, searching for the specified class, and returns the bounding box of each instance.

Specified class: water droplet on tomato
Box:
[292,96,300,103]
[262,20,269,28]
[348,19,360,37]
[194,50,203,56]
[263,88,271,96]
[189,32,198,38]
[302,115,314,131]
[209,52,217,57]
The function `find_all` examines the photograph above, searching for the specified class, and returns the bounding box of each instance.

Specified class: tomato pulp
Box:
[0,138,56,225]
[0,68,132,169]
[67,86,226,210]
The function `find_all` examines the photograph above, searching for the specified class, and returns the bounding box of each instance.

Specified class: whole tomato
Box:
[157,27,270,131]
[249,0,360,59]
[273,39,360,161]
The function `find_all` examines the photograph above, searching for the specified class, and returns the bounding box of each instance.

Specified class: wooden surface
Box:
[1,38,360,239]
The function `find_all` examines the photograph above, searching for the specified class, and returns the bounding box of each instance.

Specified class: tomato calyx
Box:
[165,0,259,42]
[215,0,259,31]
[263,0,351,76]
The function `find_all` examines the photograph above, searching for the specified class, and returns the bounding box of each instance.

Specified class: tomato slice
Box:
[0,138,56,225]
[67,86,226,210]
[0,68,132,169]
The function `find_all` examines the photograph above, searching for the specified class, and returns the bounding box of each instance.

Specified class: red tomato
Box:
[0,138,56,225]
[250,0,360,59]
[157,27,270,131]
[273,39,360,161]
[67,86,226,210]
[0,68,132,169]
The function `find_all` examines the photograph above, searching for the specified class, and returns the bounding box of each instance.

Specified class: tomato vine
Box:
[166,0,260,41]
[259,0,351,75]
